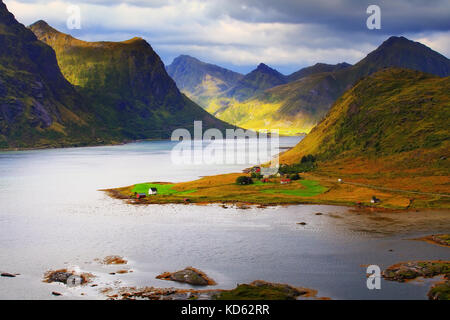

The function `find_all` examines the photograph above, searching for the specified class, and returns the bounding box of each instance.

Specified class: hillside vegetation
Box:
[277,68,449,205]
[281,68,449,164]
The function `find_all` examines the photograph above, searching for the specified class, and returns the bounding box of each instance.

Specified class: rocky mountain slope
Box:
[166,55,243,107]
[29,20,232,141]
[0,1,101,148]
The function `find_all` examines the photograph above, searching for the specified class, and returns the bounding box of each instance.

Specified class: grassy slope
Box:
[281,68,449,163]
[278,68,449,207]
[211,72,342,135]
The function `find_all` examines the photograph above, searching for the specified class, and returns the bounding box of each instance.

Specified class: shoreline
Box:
[103,171,450,210]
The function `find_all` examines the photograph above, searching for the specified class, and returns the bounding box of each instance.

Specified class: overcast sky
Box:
[4,0,450,74]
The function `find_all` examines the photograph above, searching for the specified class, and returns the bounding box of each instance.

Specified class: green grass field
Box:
[131,183,197,196]
[262,180,328,197]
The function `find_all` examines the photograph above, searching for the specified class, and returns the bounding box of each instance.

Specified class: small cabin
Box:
[280,178,291,184]
[262,178,270,183]
[148,187,158,195]
[135,193,146,199]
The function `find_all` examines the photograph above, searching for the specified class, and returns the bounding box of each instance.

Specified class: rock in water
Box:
[156,267,216,286]
[1,272,16,277]
[47,271,73,284]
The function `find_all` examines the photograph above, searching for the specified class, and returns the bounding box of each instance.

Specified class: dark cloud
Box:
[4,0,449,74]
[209,0,450,33]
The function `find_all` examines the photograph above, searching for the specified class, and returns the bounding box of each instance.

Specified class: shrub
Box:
[236,176,253,185]
[279,162,316,174]
[301,154,316,163]
[279,154,317,174]
[289,173,301,180]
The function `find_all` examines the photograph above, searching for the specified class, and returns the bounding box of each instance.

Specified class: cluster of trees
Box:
[278,154,317,174]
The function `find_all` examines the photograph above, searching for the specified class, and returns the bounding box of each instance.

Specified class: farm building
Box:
[149,187,158,195]
[135,193,146,199]
[280,178,291,184]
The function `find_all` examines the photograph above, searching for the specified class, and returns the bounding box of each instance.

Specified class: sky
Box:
[4,0,450,75]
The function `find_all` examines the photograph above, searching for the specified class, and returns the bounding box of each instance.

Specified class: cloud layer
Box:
[4,0,450,74]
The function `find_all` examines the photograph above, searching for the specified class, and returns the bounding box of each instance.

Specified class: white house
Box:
[148,187,158,195]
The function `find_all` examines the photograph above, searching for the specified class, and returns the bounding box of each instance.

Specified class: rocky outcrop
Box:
[156,267,216,286]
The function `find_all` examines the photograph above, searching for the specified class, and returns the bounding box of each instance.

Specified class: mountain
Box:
[286,62,351,82]
[224,63,287,102]
[0,0,104,149]
[280,68,450,167]
[214,36,450,135]
[166,55,243,107]
[29,20,232,141]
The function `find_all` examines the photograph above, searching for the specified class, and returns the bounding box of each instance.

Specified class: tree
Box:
[236,176,253,185]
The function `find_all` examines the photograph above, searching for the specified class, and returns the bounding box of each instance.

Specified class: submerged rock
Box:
[1,273,16,278]
[101,255,127,265]
[46,271,73,284]
[43,269,93,285]
[156,267,216,286]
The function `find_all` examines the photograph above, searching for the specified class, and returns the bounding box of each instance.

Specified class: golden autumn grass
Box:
[104,168,448,209]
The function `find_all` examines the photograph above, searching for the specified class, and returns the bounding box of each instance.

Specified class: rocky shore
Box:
[383,260,450,300]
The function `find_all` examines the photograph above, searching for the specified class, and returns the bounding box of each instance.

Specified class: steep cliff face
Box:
[0,1,98,148]
[30,21,231,140]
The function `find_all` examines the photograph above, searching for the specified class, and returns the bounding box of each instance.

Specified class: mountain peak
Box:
[172,54,202,65]
[121,36,146,45]
[256,63,274,72]
[29,20,49,28]
[29,20,57,32]
[357,35,450,77]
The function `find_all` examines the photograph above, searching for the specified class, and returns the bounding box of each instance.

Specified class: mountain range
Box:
[2,0,450,154]
[0,0,231,149]
[168,37,450,135]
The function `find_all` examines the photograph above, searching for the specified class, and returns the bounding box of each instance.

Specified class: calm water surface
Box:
[0,137,449,299]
